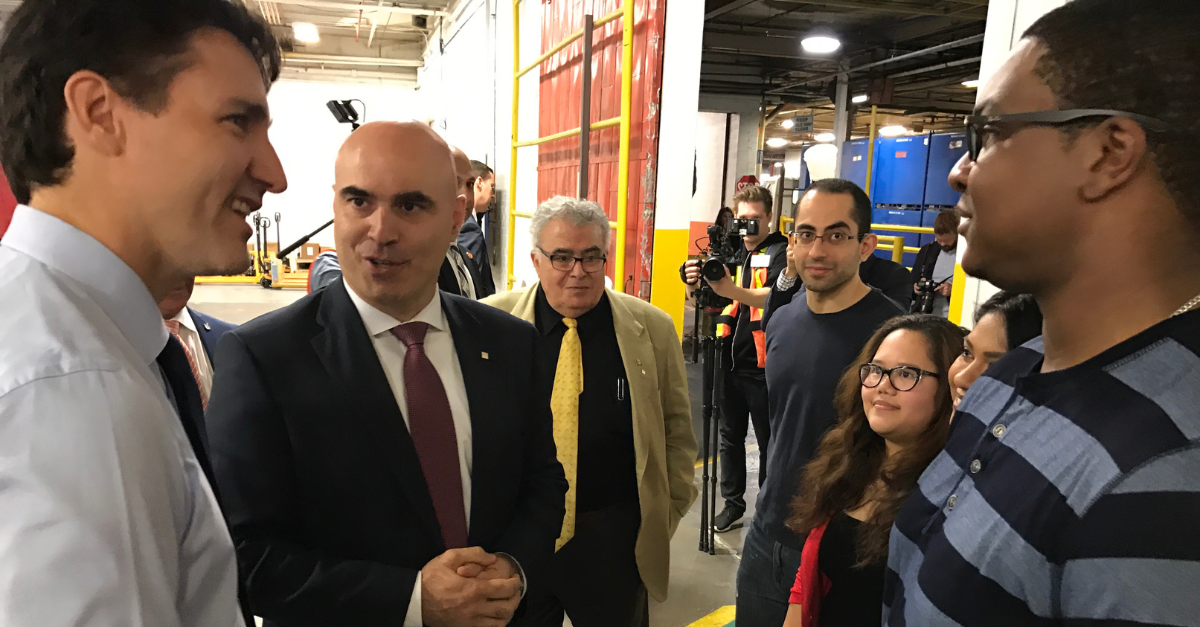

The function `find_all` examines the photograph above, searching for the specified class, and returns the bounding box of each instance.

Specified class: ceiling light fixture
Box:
[766,137,791,148]
[814,132,836,142]
[852,94,869,104]
[801,35,841,54]
[879,125,908,137]
[293,22,320,44]
[781,119,795,129]
[962,79,981,89]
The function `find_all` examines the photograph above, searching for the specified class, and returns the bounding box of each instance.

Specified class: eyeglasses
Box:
[964,109,1169,162]
[792,230,865,248]
[538,247,607,273]
[859,363,939,392]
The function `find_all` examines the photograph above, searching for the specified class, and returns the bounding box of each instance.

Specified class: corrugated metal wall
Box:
[536,0,667,298]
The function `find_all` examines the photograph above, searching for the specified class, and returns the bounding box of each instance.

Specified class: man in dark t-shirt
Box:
[735,179,903,626]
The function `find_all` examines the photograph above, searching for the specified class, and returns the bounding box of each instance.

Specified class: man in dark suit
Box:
[457,160,496,298]
[438,147,484,299]
[158,276,236,406]
[206,121,566,627]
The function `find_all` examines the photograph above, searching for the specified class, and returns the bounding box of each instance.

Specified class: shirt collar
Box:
[534,284,610,336]
[173,307,198,333]
[344,282,447,338]
[1,205,168,364]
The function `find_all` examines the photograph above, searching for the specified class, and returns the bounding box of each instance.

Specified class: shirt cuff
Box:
[496,552,527,599]
[776,272,798,291]
[403,572,422,627]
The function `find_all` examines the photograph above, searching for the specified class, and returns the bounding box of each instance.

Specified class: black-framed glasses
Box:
[859,363,939,392]
[964,109,1169,161]
[792,230,865,248]
[538,247,607,273]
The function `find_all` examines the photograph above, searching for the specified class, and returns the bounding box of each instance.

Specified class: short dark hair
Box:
[933,210,960,235]
[470,160,494,185]
[0,0,281,204]
[733,184,773,216]
[1024,0,1200,227]
[806,178,872,235]
[976,291,1043,351]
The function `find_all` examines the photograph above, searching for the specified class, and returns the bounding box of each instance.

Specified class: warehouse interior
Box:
[0,1,1075,625]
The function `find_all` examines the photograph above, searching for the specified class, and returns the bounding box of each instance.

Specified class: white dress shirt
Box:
[170,307,215,402]
[344,284,472,627]
[0,206,243,627]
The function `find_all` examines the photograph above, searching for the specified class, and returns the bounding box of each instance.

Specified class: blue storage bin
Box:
[873,136,931,206]
[839,139,872,194]
[872,207,922,267]
[923,133,968,207]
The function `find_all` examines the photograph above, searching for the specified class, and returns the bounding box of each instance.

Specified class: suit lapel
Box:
[189,308,216,362]
[440,294,498,541]
[607,290,653,485]
[311,281,443,547]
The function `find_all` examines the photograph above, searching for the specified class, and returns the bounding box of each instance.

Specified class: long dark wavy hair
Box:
[787,314,964,565]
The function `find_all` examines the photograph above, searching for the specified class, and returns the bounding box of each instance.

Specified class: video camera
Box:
[700,219,759,282]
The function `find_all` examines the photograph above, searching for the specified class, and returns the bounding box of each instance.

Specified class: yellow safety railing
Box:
[508,0,634,292]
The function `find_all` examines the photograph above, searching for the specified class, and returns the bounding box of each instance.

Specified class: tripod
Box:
[694,283,729,555]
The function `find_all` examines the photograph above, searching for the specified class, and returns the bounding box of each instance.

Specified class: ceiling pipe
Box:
[284,53,423,67]
[766,33,984,95]
[267,0,448,17]
[889,55,981,79]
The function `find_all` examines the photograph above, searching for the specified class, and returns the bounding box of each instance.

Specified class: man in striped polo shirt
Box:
[885,1,1200,625]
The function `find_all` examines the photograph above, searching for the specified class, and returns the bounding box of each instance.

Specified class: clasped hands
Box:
[422,547,522,627]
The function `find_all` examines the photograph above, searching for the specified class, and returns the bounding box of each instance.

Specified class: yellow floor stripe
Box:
[687,605,735,627]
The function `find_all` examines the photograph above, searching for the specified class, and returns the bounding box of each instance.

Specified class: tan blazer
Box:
[482,284,697,601]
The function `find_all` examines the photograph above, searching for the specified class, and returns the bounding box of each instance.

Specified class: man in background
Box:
[0,0,287,623]
[439,146,483,299]
[910,209,959,316]
[207,122,565,627]
[458,160,496,298]
[739,178,903,624]
[157,277,236,406]
[485,196,696,627]
[681,184,788,533]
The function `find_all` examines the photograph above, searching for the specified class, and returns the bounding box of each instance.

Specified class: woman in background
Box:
[782,315,964,627]
[947,291,1043,409]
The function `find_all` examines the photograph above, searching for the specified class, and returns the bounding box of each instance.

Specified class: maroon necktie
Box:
[391,322,469,550]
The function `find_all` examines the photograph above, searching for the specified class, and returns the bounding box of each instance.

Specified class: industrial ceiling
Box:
[703,0,987,143]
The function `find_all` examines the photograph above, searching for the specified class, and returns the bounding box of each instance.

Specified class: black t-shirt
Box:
[728,231,789,372]
[758,287,903,548]
[817,513,885,627]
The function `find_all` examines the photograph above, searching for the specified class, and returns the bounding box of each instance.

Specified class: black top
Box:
[817,512,885,627]
[534,287,638,512]
[758,286,903,549]
[859,255,913,311]
[728,231,789,373]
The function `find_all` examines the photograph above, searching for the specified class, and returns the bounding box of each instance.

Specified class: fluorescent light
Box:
[766,137,790,148]
[962,79,981,89]
[815,132,836,142]
[852,94,869,104]
[293,22,320,44]
[801,36,841,54]
[781,118,795,129]
[879,125,908,137]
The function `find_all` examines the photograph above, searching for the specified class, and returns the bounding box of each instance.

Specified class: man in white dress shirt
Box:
[0,1,287,625]
[205,122,565,627]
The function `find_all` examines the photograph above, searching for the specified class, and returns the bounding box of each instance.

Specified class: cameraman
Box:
[911,209,960,316]
[682,185,787,533]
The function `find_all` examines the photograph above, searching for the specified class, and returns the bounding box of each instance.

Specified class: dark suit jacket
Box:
[205,280,566,626]
[188,306,235,363]
[457,217,496,298]
[438,245,484,299]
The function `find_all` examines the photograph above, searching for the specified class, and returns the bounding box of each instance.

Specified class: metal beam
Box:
[268,0,449,17]
[889,55,981,79]
[771,0,987,18]
[765,33,984,95]
[284,53,423,67]
[705,0,758,20]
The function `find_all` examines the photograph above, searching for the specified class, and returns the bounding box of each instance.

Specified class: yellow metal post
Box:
[614,0,634,293]
[891,234,905,265]
[507,0,521,289]
[755,105,766,177]
[865,105,878,195]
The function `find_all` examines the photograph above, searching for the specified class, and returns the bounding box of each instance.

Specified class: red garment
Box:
[789,520,832,627]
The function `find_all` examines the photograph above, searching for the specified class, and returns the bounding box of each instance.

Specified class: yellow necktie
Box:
[551,318,582,550]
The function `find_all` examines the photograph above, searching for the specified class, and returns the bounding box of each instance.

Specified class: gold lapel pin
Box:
[481,352,490,360]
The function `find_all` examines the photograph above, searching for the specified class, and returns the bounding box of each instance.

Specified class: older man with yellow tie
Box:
[484,196,697,627]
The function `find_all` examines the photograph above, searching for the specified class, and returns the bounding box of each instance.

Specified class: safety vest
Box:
[716,264,769,368]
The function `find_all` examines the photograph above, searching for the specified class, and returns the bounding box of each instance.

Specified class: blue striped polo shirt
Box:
[885,311,1200,626]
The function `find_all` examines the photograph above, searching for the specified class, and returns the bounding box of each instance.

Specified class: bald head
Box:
[451,146,475,224]
[330,121,467,321]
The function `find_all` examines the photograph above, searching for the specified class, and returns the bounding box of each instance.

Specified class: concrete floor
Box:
[192,284,763,627]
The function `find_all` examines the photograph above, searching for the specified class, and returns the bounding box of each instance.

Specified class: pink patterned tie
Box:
[391,322,468,549]
[164,319,206,409]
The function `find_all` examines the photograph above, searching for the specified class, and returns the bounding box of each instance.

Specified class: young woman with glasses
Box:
[782,314,964,627]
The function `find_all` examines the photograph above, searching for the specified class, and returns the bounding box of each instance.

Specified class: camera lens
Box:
[701,259,728,282]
